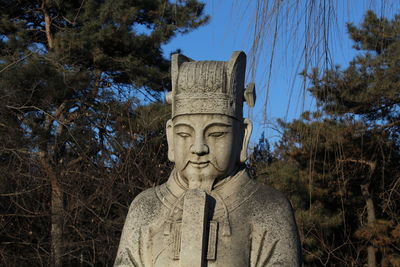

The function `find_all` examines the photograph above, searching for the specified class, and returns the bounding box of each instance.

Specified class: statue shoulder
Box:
[249,181,302,265]
[115,186,165,267]
[130,186,158,205]
[126,185,164,223]
[255,183,292,207]
[249,181,296,224]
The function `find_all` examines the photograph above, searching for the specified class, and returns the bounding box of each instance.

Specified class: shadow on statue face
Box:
[166,114,252,191]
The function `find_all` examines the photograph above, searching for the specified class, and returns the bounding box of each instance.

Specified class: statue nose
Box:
[190,142,209,156]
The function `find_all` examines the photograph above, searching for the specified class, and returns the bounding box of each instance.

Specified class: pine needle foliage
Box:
[252,11,400,267]
[0,0,207,265]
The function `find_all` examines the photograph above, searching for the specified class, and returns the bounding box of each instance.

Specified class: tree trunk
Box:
[41,1,54,50]
[39,152,64,267]
[39,109,64,267]
[50,180,63,267]
[361,183,377,267]
[341,159,377,267]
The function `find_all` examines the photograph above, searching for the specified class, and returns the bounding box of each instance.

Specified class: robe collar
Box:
[156,168,259,219]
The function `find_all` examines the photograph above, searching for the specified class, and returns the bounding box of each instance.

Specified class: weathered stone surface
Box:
[114,51,302,266]
[179,189,207,267]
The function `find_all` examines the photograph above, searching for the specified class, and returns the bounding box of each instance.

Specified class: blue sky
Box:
[162,0,399,147]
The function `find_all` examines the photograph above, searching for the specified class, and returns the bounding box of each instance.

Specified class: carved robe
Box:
[114,169,301,266]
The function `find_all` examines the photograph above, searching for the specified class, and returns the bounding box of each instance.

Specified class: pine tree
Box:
[253,11,400,266]
[307,11,400,266]
[248,132,273,177]
[0,0,208,265]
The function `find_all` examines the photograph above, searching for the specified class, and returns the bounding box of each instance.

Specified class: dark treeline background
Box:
[0,1,399,266]
[0,0,207,266]
[250,11,400,267]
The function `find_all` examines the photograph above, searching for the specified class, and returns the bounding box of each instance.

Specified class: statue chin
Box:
[178,166,222,192]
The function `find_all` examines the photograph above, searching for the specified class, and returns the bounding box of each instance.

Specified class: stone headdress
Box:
[166,51,256,119]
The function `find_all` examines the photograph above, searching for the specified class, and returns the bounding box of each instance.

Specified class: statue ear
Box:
[240,118,253,163]
[166,119,174,162]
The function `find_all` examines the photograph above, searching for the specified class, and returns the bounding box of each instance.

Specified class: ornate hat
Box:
[166,51,256,119]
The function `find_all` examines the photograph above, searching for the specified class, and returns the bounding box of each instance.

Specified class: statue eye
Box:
[208,132,226,138]
[177,132,191,138]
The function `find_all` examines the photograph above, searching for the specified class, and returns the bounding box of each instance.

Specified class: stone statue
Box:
[114,51,302,266]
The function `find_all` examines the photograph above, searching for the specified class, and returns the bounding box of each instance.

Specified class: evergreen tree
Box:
[309,10,400,130]
[0,0,208,265]
[253,11,400,267]
[307,12,400,266]
[248,132,273,177]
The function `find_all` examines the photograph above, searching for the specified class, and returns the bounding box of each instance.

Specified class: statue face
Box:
[166,114,252,191]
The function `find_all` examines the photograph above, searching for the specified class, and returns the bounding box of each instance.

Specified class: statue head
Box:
[166,51,256,191]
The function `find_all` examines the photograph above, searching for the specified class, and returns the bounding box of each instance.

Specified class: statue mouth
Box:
[189,161,210,168]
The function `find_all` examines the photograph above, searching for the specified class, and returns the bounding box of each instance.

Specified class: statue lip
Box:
[189,161,210,168]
